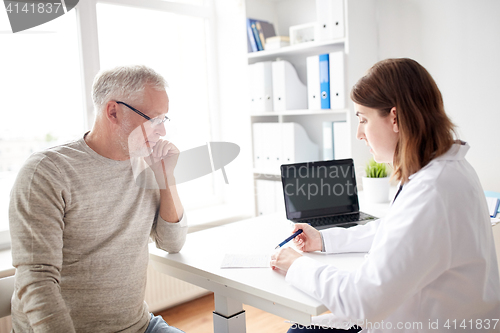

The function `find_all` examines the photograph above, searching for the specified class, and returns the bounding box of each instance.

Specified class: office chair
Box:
[0,275,14,318]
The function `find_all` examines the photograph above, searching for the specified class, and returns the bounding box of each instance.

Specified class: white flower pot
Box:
[362,177,390,203]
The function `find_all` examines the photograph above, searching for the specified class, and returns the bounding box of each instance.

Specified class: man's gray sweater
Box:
[9,135,187,333]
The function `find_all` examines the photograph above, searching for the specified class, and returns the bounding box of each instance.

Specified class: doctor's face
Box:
[355,103,399,164]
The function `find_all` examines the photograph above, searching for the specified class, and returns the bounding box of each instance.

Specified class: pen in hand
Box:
[275,229,303,249]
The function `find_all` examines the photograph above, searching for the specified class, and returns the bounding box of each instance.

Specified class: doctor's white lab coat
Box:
[286,143,500,333]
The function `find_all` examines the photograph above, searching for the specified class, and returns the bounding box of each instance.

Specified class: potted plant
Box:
[362,159,390,203]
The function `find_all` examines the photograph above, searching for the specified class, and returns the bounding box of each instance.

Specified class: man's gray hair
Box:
[92,65,168,115]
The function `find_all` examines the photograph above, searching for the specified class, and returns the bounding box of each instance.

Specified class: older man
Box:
[9,65,187,333]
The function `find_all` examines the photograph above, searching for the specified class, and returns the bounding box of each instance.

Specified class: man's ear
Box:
[105,101,119,125]
[390,107,399,133]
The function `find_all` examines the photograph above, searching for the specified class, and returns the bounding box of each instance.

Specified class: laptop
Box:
[280,158,377,230]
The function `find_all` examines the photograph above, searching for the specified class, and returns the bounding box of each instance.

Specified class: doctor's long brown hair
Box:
[351,58,456,184]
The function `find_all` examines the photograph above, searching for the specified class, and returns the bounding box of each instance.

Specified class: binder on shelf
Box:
[271,123,283,168]
[322,121,349,160]
[274,180,285,213]
[252,123,266,169]
[329,51,345,109]
[246,18,258,52]
[252,123,277,171]
[316,0,345,41]
[322,121,334,160]
[281,122,319,165]
[306,55,321,110]
[256,180,276,215]
[255,179,284,215]
[333,121,349,159]
[248,61,273,113]
[272,60,307,111]
[252,122,319,174]
[319,54,330,109]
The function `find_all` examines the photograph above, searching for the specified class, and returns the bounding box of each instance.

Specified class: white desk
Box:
[149,214,365,332]
[149,191,391,333]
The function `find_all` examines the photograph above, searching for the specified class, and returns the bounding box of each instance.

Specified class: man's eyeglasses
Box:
[116,101,170,126]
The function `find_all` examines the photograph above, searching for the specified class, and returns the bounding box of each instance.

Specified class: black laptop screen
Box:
[281,159,359,220]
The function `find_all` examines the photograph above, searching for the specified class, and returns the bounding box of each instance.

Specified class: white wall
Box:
[376,0,500,191]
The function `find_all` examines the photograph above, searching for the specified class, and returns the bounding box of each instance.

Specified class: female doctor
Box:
[270,58,500,333]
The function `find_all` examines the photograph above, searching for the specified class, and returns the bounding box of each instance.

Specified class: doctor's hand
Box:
[270,247,302,273]
[292,223,322,252]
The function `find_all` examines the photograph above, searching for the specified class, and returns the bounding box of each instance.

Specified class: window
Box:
[0,10,84,236]
[1,0,220,246]
[96,2,219,209]
[161,0,207,5]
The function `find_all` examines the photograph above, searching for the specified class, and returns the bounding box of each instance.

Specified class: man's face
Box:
[119,86,169,157]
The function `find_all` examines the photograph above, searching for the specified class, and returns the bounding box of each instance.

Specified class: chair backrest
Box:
[0,276,14,318]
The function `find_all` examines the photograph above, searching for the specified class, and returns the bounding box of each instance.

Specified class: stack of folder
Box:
[322,121,349,160]
[252,122,319,174]
[272,60,308,111]
[306,51,345,110]
[255,179,285,215]
[248,60,307,113]
[248,61,273,112]
[315,0,345,41]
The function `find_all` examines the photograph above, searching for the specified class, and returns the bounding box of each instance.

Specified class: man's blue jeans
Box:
[144,313,185,333]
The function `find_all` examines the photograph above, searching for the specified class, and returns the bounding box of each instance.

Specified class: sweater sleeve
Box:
[321,219,381,254]
[9,154,76,333]
[150,212,188,253]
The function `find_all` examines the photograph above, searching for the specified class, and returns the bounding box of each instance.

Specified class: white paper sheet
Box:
[221,254,270,268]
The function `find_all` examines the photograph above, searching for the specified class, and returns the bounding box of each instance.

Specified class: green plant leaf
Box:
[365,158,388,178]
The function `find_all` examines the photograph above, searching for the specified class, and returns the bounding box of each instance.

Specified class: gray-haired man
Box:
[10,65,187,332]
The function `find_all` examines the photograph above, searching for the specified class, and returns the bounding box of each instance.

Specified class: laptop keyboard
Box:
[303,212,376,228]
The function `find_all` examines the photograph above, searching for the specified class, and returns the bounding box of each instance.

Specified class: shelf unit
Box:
[250,108,348,116]
[245,0,378,216]
[247,38,345,64]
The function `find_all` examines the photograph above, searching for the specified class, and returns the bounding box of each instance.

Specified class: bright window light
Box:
[0,10,84,232]
[160,0,207,5]
[96,3,219,209]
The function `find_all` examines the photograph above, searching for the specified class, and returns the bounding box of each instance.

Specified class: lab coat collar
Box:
[408,141,469,180]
